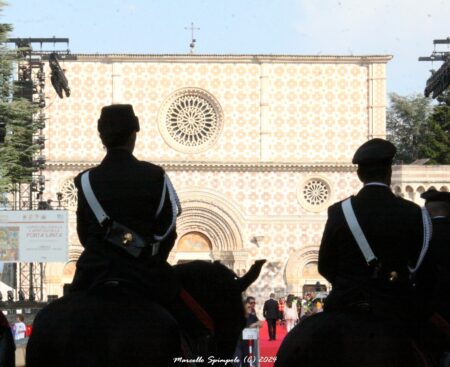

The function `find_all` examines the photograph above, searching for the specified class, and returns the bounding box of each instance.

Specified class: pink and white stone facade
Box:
[41,54,397,299]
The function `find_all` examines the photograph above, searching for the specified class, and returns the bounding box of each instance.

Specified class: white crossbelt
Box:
[81,170,182,244]
[341,198,377,264]
[342,198,432,276]
[81,171,109,225]
[409,207,432,275]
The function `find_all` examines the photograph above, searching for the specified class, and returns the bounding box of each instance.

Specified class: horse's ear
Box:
[236,259,266,292]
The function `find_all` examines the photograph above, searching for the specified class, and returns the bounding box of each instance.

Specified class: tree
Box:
[0,2,39,202]
[418,88,450,164]
[386,93,433,163]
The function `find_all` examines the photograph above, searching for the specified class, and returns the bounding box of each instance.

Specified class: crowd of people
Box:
[258,292,324,341]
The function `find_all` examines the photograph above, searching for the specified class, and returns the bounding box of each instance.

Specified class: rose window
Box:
[159,89,223,153]
[303,180,329,205]
[298,178,332,212]
[166,95,218,146]
[60,177,78,211]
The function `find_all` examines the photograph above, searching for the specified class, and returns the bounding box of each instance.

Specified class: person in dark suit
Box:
[318,138,423,321]
[420,189,450,323]
[70,104,181,304]
[263,293,279,341]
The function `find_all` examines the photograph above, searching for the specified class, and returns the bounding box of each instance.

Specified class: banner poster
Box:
[0,210,68,262]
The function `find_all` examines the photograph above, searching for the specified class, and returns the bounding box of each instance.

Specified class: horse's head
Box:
[173,260,265,359]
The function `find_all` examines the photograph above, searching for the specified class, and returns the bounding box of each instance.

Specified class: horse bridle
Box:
[179,288,215,335]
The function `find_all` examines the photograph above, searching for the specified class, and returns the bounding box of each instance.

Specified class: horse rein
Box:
[179,288,215,336]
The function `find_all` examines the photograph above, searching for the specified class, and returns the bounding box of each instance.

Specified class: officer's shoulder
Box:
[327,195,354,214]
[394,194,421,212]
[136,160,166,176]
[73,167,95,187]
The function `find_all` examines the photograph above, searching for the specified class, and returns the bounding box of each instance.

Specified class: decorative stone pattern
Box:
[265,63,375,162]
[41,55,394,299]
[44,60,262,162]
[158,88,223,153]
[43,56,388,164]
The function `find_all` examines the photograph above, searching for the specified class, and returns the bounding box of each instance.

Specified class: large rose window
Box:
[159,88,223,153]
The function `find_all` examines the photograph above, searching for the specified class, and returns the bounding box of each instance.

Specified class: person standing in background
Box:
[13,315,26,341]
[263,293,279,341]
[283,295,299,332]
[278,297,285,326]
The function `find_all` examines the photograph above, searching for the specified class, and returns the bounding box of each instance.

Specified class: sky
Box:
[2,0,450,97]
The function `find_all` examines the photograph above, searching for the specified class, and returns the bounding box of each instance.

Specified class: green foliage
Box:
[0,3,39,198]
[0,5,13,99]
[386,93,432,163]
[387,89,450,164]
[418,89,450,164]
[0,99,39,184]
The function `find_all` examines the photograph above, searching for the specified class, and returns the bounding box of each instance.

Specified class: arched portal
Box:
[169,190,246,271]
[284,246,329,296]
[175,231,213,263]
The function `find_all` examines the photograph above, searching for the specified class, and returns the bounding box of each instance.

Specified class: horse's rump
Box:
[27,260,263,367]
[276,311,418,367]
[26,284,180,367]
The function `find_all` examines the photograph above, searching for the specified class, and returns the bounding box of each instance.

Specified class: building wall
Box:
[44,55,389,164]
[40,54,393,300]
[392,165,450,204]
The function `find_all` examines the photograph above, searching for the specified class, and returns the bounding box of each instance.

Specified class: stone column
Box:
[367,63,387,139]
[260,63,271,161]
[111,62,123,104]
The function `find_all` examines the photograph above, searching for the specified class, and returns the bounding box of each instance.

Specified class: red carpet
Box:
[258,321,287,366]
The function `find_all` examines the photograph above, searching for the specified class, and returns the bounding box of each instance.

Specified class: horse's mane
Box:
[173,261,246,356]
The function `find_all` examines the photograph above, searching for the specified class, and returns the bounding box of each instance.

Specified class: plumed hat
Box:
[420,189,450,204]
[352,138,396,165]
[97,104,140,134]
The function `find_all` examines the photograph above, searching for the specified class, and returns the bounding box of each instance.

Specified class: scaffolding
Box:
[2,37,73,302]
[419,37,450,98]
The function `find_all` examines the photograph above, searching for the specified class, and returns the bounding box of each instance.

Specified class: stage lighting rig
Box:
[424,60,450,99]
[6,38,76,99]
[18,290,25,301]
[419,37,450,98]
[49,52,71,99]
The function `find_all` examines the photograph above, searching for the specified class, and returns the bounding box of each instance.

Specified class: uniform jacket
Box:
[318,184,423,312]
[70,148,180,302]
[263,299,279,320]
[75,148,176,257]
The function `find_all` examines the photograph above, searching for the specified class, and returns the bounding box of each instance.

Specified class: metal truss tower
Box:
[419,37,450,98]
[3,37,73,302]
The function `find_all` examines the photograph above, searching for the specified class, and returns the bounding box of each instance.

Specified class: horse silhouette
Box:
[26,260,265,367]
[275,310,450,367]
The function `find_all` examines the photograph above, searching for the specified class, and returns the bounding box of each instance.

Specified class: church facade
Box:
[39,54,449,300]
